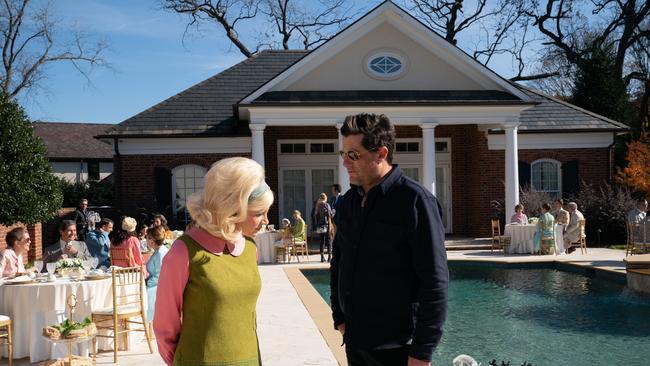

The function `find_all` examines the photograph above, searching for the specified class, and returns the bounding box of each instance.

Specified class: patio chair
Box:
[568,219,588,254]
[91,266,153,364]
[110,246,134,267]
[626,221,637,256]
[490,219,511,254]
[0,315,12,366]
[274,228,294,263]
[292,225,309,262]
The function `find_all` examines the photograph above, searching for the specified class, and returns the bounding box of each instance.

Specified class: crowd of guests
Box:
[508,199,585,254]
[0,206,177,327]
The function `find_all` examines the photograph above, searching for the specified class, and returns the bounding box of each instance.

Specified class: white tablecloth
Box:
[255,232,281,264]
[0,276,139,362]
[505,224,565,254]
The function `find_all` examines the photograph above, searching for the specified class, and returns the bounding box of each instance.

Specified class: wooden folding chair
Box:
[292,225,309,262]
[0,315,12,366]
[274,228,294,263]
[490,219,511,254]
[91,266,153,363]
[568,219,588,254]
[110,246,134,268]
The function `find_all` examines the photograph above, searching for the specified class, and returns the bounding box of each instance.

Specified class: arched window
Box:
[172,164,206,227]
[531,159,561,198]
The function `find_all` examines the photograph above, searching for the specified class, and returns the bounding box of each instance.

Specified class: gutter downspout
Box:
[113,138,121,156]
[607,131,617,183]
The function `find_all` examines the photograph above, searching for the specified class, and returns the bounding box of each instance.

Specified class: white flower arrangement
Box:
[56,258,83,270]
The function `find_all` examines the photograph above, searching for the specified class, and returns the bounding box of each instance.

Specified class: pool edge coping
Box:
[283,266,347,366]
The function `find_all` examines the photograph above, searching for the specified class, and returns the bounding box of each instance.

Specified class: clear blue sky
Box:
[19,0,523,124]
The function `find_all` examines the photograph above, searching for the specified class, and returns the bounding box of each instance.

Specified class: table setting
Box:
[0,258,122,362]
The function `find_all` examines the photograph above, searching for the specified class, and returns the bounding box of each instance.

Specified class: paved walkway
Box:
[8,249,632,366]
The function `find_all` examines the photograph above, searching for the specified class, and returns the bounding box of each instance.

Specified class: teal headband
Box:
[248,181,270,203]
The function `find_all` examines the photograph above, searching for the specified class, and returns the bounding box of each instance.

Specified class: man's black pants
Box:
[345,346,410,366]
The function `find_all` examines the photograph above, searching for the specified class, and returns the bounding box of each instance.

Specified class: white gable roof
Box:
[241,1,532,103]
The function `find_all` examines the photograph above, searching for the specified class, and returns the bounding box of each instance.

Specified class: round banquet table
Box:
[0,276,136,362]
[505,224,565,254]
[255,231,281,264]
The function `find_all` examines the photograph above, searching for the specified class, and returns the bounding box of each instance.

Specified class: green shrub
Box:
[0,93,63,224]
[569,181,636,246]
[59,178,114,207]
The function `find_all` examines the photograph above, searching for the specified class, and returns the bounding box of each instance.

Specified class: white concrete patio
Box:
[5,248,633,366]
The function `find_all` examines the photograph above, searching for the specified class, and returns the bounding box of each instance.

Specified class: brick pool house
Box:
[99,1,627,237]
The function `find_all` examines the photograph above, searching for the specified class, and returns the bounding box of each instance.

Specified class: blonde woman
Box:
[154,157,273,366]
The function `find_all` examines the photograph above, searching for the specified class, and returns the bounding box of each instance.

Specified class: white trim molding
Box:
[487,132,614,150]
[113,137,251,155]
[240,1,532,104]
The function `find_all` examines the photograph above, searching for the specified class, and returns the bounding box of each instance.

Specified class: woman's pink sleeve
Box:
[153,240,189,365]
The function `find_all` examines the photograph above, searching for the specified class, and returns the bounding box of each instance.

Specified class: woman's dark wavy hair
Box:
[113,217,136,246]
[341,113,396,163]
[5,227,25,248]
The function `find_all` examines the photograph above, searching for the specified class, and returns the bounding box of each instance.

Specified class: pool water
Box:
[301,265,650,366]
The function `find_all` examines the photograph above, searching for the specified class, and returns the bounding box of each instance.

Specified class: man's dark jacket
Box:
[330,165,448,362]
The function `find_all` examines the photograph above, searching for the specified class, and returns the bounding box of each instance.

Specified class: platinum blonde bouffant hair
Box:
[186,157,273,242]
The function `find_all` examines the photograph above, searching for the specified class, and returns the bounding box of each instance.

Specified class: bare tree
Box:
[0,0,108,98]
[162,0,354,57]
[407,0,555,81]
[524,0,650,92]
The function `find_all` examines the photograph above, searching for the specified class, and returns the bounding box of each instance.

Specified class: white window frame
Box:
[530,159,562,197]
[171,164,207,226]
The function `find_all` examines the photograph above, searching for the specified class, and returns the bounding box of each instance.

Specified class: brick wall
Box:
[112,128,613,238]
[114,153,249,227]
[0,222,43,262]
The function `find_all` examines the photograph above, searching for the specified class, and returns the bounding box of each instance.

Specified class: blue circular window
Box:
[365,50,408,80]
[369,56,402,75]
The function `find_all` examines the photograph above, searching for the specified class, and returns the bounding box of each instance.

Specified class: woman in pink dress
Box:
[111,216,147,277]
[510,204,529,224]
[0,227,30,277]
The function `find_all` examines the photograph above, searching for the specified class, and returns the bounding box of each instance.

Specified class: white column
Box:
[336,123,350,191]
[420,123,438,195]
[504,125,520,220]
[250,123,266,167]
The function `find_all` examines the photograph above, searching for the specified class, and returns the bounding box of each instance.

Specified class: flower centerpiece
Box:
[56,258,84,276]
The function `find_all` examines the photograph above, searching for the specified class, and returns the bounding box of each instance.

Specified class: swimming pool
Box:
[301,264,650,366]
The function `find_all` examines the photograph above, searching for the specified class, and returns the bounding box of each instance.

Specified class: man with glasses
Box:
[330,113,448,366]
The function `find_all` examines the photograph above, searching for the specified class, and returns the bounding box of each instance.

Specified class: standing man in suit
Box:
[564,202,585,253]
[329,184,343,214]
[44,220,93,263]
[73,198,90,241]
[551,198,570,225]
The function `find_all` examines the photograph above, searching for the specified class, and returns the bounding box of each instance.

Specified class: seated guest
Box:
[146,225,169,323]
[280,218,291,230]
[152,214,173,241]
[85,218,114,268]
[137,223,150,252]
[111,216,148,277]
[533,203,555,254]
[627,199,648,243]
[551,198,570,225]
[510,204,529,224]
[291,210,306,242]
[0,227,30,277]
[564,202,585,253]
[44,220,93,263]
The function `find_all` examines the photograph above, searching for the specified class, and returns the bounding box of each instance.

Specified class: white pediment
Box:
[241,1,530,103]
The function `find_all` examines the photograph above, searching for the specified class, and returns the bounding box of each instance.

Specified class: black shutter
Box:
[519,161,531,189]
[562,160,579,197]
[154,167,172,215]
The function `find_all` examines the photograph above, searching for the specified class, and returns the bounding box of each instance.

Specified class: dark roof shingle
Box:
[106,50,628,136]
[32,122,114,159]
[107,50,308,136]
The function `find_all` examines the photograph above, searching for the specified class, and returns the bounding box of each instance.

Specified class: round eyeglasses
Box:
[338,147,379,161]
